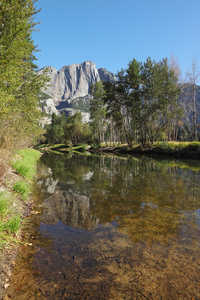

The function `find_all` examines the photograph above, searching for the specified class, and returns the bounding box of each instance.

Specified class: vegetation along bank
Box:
[39,141,200,160]
[0,148,41,299]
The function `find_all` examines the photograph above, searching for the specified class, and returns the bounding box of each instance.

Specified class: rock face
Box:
[40,61,115,119]
[41,98,59,115]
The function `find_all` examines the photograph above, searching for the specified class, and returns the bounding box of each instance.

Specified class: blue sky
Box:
[32,0,200,78]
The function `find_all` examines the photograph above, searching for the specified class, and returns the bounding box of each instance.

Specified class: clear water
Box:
[7,153,200,299]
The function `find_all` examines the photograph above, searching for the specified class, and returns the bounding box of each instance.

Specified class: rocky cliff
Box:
[39,61,115,120]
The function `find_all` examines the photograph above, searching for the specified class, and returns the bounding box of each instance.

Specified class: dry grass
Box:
[0,149,12,182]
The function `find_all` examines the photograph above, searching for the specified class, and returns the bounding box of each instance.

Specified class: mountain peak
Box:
[40,61,115,120]
[42,61,115,102]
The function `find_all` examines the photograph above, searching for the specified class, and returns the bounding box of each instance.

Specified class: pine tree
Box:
[0,0,48,150]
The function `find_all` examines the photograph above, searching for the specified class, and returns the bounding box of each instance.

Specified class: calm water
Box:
[7,153,200,299]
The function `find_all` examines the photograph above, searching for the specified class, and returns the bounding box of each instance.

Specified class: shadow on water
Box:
[7,153,200,299]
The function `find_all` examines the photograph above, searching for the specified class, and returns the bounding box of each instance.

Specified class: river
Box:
[6,153,200,299]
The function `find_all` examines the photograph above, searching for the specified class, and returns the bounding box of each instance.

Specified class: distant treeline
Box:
[45,57,199,147]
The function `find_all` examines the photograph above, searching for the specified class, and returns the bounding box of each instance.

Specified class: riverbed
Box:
[5,153,200,299]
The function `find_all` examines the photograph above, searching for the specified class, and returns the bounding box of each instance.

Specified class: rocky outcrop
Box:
[39,61,115,118]
[41,98,59,115]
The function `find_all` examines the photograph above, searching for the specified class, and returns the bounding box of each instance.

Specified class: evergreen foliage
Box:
[65,112,92,145]
[90,57,181,146]
[45,113,66,145]
[45,112,92,145]
[0,0,48,151]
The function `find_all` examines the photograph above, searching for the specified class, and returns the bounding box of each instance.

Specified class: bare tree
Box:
[170,54,181,80]
[170,55,183,141]
[187,58,200,140]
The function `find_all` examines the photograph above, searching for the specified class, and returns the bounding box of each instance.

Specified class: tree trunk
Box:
[193,83,197,140]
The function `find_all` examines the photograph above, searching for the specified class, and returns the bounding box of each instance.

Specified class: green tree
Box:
[0,0,48,151]
[104,71,133,146]
[45,113,66,145]
[140,57,180,144]
[65,112,91,145]
[126,59,142,144]
[90,81,107,143]
[102,57,181,146]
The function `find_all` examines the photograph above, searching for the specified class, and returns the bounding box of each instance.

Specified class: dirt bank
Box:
[0,167,34,300]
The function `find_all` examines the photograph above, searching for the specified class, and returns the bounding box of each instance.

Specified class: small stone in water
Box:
[4,283,9,289]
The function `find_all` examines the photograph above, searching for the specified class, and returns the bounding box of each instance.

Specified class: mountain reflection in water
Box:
[7,153,200,299]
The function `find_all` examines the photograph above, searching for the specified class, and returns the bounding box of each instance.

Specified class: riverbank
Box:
[0,149,41,300]
[40,141,200,160]
[92,141,200,160]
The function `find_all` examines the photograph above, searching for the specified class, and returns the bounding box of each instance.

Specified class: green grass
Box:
[0,148,41,251]
[72,145,88,152]
[50,144,70,149]
[154,141,200,150]
[11,148,41,201]
[12,148,41,201]
[0,193,11,218]
[12,148,41,181]
[5,215,21,233]
[13,180,30,201]
[99,141,200,160]
[153,141,200,158]
[0,192,21,250]
[41,144,91,154]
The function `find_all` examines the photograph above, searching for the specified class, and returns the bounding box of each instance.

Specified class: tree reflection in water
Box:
[7,153,200,299]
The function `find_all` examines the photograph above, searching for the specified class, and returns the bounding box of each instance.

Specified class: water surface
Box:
[7,153,200,299]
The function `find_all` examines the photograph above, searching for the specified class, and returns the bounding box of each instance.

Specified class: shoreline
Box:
[0,168,35,300]
[0,149,41,300]
[39,141,200,160]
[89,142,200,160]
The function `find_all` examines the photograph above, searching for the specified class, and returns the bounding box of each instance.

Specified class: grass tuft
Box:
[0,192,21,250]
[0,192,11,218]
[12,148,41,181]
[0,233,19,251]
[0,148,41,251]
[13,180,30,201]
[5,215,21,234]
